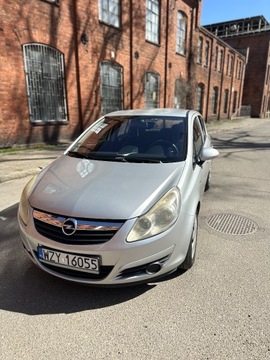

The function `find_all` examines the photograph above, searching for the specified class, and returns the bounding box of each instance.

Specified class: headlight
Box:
[127,187,180,242]
[18,175,38,225]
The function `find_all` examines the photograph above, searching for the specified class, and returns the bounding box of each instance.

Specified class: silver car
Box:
[18,109,218,286]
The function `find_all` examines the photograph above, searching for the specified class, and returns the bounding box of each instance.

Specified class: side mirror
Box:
[200,146,219,161]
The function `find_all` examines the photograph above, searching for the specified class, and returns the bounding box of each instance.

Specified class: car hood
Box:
[29,155,185,219]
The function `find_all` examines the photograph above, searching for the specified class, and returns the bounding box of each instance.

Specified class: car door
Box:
[192,115,209,198]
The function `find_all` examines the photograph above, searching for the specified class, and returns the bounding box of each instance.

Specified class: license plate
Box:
[37,247,100,274]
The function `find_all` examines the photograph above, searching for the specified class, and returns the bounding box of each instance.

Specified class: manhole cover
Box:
[206,213,258,235]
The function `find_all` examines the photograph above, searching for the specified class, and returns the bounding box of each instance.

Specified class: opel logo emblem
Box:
[62,218,77,236]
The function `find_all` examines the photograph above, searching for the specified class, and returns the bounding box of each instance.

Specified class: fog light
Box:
[146,262,162,275]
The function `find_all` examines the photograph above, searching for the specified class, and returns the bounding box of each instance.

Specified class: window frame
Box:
[193,116,204,163]
[98,0,121,28]
[229,55,234,76]
[204,40,210,67]
[197,37,203,64]
[145,71,160,109]
[223,89,229,113]
[214,46,219,70]
[23,43,68,124]
[232,91,238,113]
[196,83,204,114]
[100,60,124,115]
[212,87,219,115]
[41,0,59,4]
[145,0,160,45]
[176,11,187,55]
[219,49,224,72]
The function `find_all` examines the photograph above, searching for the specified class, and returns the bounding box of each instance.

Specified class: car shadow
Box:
[0,204,180,316]
[212,131,270,153]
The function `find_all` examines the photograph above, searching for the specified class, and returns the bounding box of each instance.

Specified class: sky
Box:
[201,0,270,25]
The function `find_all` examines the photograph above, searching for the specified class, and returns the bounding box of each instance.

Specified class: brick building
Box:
[0,0,246,148]
[204,16,270,118]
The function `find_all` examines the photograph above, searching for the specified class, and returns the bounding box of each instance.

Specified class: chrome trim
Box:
[33,209,123,231]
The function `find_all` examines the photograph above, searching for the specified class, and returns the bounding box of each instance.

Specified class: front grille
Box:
[33,209,124,245]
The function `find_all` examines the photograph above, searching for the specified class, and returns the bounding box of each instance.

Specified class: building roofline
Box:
[199,26,247,59]
[203,15,269,28]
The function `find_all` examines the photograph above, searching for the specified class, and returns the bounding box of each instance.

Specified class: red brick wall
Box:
[225,32,270,117]
[0,0,246,148]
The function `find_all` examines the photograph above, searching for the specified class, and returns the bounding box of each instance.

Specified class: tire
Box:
[179,212,198,270]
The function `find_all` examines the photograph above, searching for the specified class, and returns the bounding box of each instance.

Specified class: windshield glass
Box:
[68,115,187,163]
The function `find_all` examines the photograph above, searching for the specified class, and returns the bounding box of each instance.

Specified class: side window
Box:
[193,117,203,162]
[198,115,206,142]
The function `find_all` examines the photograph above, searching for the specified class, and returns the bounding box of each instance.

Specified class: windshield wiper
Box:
[68,151,115,161]
[67,151,89,159]
[115,154,162,163]
[68,151,162,163]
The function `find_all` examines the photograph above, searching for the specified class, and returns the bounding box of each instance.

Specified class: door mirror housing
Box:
[200,146,219,161]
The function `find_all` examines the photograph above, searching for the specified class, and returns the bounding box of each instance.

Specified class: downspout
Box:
[217,45,225,120]
[129,0,133,109]
[205,37,213,122]
[187,7,195,109]
[163,0,170,107]
[73,0,84,134]
[238,48,249,113]
[228,54,236,118]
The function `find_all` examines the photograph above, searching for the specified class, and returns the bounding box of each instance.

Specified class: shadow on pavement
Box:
[212,131,270,152]
[0,204,179,316]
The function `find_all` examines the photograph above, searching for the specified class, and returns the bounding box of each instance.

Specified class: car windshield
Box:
[68,115,188,163]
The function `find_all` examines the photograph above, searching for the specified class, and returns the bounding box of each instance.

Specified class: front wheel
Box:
[179,212,198,270]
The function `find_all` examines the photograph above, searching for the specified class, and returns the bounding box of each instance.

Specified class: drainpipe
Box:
[129,0,133,109]
[217,45,225,120]
[228,54,236,118]
[73,0,84,134]
[164,0,170,107]
[238,47,249,114]
[187,7,195,109]
[205,37,214,122]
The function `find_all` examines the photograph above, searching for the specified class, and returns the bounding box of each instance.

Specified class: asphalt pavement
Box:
[1,116,270,360]
[0,117,263,184]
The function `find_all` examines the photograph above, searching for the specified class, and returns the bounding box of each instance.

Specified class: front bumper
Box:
[18,209,194,286]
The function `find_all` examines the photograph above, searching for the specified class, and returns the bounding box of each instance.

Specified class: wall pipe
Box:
[164,0,170,107]
[129,0,134,109]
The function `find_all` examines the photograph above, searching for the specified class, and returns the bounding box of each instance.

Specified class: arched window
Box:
[212,87,219,114]
[100,61,123,114]
[196,83,204,113]
[233,91,238,113]
[197,37,203,64]
[145,71,160,108]
[23,44,68,123]
[174,78,187,109]
[223,89,229,113]
[176,12,187,55]
[214,46,219,70]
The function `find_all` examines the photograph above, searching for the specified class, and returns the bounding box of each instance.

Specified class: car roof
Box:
[105,108,197,118]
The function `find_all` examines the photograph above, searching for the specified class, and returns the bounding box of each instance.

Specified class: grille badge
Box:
[62,218,77,236]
